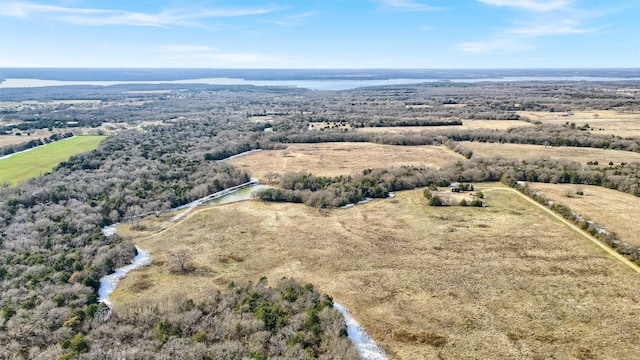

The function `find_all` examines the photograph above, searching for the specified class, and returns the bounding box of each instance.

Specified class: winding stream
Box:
[98,185,387,358]
[334,303,389,360]
[98,246,151,308]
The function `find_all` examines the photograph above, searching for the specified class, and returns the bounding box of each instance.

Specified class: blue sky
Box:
[1,0,638,68]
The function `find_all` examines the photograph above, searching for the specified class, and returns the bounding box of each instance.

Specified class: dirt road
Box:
[484,187,640,274]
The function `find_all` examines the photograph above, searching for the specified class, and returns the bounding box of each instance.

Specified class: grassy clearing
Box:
[529,183,640,248]
[0,129,72,147]
[461,141,640,165]
[357,119,533,134]
[227,142,464,179]
[0,135,106,185]
[519,110,640,137]
[0,100,101,110]
[114,185,640,359]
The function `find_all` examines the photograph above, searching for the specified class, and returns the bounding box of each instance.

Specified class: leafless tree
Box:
[264,171,281,184]
[168,247,193,272]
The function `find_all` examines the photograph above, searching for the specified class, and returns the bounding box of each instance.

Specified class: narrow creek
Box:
[98,183,388,358]
[98,246,151,308]
[334,303,389,360]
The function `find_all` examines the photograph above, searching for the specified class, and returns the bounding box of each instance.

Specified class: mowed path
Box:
[484,187,640,274]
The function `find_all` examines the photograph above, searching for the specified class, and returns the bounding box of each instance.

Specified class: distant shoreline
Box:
[1,74,639,91]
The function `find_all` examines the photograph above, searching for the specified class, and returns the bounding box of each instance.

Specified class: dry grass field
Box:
[461,141,640,165]
[113,185,640,359]
[357,119,533,134]
[227,142,464,179]
[528,183,640,248]
[518,110,640,137]
[0,129,71,147]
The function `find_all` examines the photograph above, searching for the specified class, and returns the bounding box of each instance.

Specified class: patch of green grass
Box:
[0,135,107,186]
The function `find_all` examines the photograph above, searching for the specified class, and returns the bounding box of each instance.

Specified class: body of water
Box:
[98,246,151,308]
[333,302,388,360]
[2,76,638,91]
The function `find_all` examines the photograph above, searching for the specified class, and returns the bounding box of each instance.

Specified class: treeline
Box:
[267,123,640,153]
[258,167,451,208]
[0,132,74,156]
[0,117,101,133]
[352,118,463,127]
[258,154,640,209]
[54,278,357,359]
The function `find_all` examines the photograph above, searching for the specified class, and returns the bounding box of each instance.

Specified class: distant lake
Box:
[1,76,639,91]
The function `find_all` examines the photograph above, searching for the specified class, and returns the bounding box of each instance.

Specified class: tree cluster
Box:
[70,278,357,359]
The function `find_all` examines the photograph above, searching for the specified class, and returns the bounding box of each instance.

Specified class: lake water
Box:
[2,76,638,91]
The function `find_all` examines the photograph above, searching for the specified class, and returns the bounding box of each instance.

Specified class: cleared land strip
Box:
[0,135,106,185]
[485,187,640,274]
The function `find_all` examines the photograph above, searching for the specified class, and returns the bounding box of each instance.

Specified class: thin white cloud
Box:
[151,45,217,53]
[263,11,315,27]
[148,45,276,66]
[376,0,441,12]
[509,20,598,36]
[457,38,534,53]
[212,53,275,64]
[0,1,282,27]
[477,0,573,12]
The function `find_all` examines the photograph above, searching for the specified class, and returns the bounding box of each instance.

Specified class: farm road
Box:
[484,187,640,274]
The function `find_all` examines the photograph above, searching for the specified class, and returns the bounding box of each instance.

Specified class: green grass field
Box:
[0,135,107,186]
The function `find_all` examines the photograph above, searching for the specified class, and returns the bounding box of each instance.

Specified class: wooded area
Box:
[1,80,639,358]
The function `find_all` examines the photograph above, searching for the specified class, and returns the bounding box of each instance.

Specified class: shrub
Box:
[429,196,444,206]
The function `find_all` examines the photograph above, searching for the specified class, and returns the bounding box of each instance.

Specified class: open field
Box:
[113,185,640,359]
[0,128,77,147]
[528,183,640,248]
[227,142,464,179]
[461,141,640,165]
[518,110,640,137]
[357,119,533,134]
[0,99,101,110]
[0,135,106,185]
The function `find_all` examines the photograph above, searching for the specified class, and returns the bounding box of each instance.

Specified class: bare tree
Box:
[168,247,193,272]
[125,205,143,229]
[264,171,281,184]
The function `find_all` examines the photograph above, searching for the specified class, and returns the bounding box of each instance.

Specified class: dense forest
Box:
[1,80,639,358]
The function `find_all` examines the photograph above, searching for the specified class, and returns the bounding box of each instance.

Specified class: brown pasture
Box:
[461,141,640,165]
[518,110,640,137]
[227,142,464,179]
[0,129,72,147]
[113,186,640,359]
[529,183,640,248]
[357,119,533,134]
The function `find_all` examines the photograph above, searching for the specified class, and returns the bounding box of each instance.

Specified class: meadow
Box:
[113,185,640,359]
[0,135,106,185]
[227,142,464,178]
[529,183,640,248]
[356,119,533,134]
[518,110,640,137]
[460,141,640,165]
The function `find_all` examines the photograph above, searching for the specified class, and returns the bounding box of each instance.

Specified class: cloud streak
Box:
[0,1,282,27]
[477,0,573,12]
[509,20,598,36]
[263,11,315,27]
[376,0,441,12]
[457,38,534,53]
